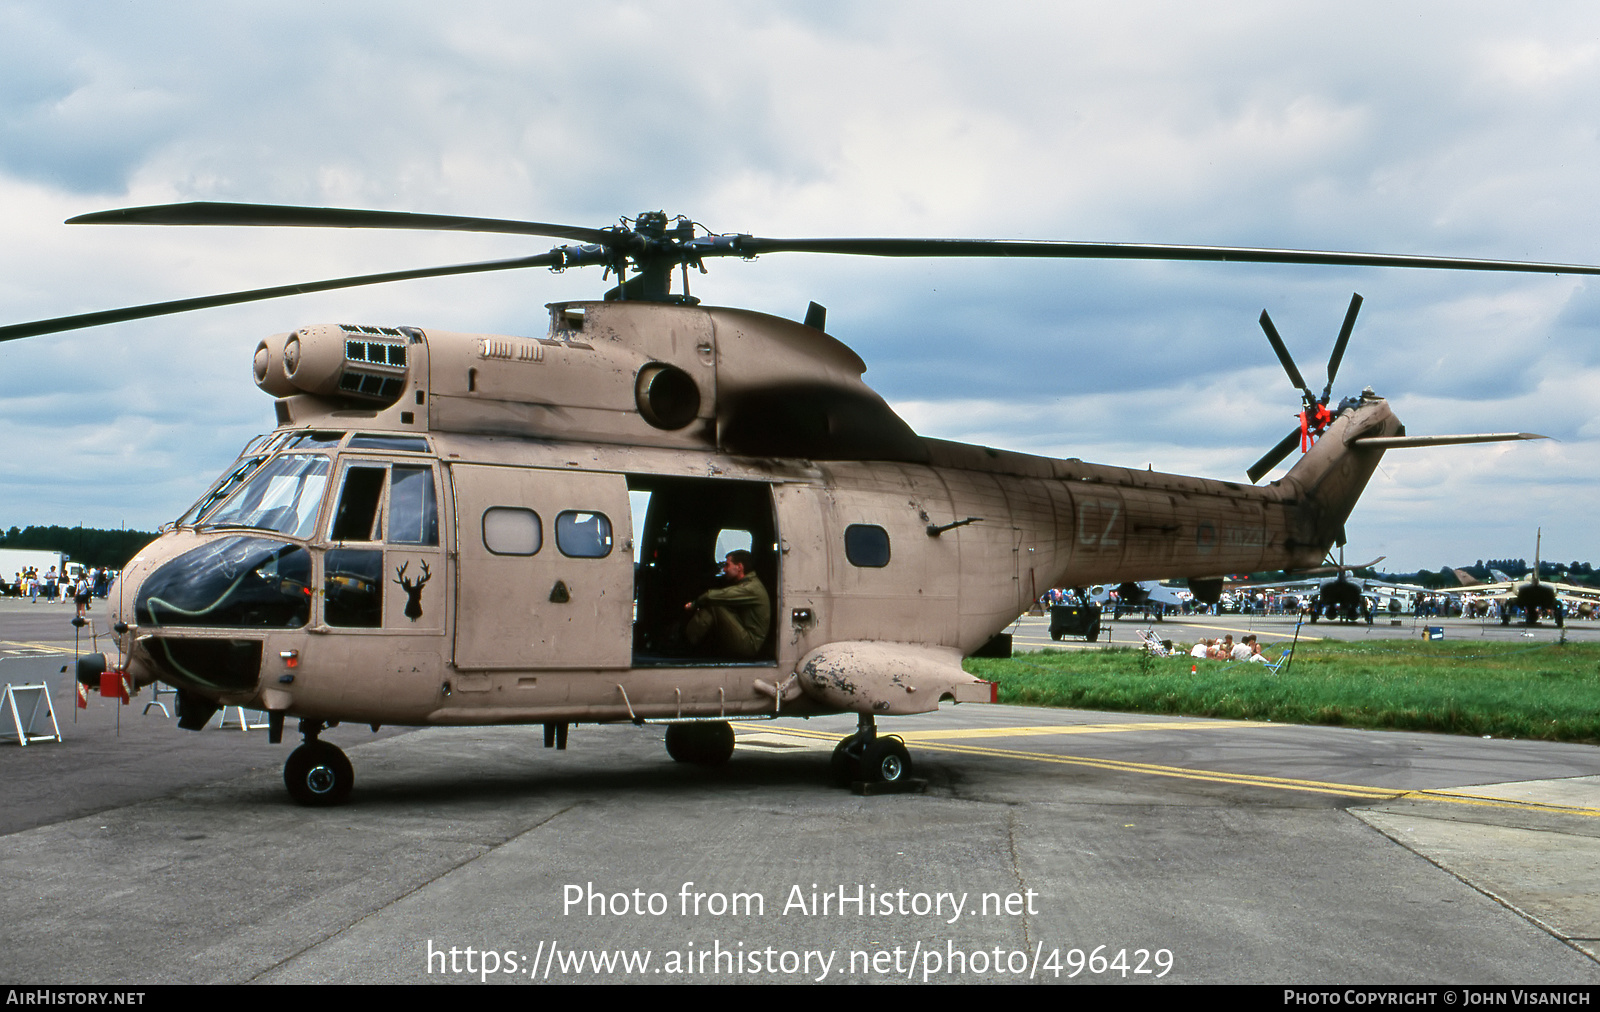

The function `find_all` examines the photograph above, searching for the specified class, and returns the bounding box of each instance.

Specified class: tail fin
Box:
[1277,391,1401,559]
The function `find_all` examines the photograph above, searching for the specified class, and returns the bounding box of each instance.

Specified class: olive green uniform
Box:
[686,574,770,658]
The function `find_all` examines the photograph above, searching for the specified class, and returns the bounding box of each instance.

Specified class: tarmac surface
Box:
[4,598,1600,985]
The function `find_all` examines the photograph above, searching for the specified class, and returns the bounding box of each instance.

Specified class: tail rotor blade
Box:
[1259,310,1312,399]
[1248,427,1304,483]
[1323,292,1362,402]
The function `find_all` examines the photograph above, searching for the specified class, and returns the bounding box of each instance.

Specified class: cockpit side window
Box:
[330,467,387,542]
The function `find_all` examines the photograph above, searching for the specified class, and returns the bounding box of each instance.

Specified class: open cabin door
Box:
[628,476,778,666]
[450,464,632,670]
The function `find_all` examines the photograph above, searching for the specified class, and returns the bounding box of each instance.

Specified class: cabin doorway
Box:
[628,476,778,666]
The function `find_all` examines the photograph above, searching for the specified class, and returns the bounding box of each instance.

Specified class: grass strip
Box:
[965,639,1600,744]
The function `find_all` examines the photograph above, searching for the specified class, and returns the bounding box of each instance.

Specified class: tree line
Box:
[0,525,159,570]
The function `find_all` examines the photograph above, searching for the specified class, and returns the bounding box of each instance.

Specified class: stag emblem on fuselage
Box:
[394,560,431,622]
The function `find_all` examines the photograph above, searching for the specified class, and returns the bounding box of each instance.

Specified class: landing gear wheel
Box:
[1050,630,1063,641]
[859,737,912,784]
[284,741,353,806]
[664,722,735,766]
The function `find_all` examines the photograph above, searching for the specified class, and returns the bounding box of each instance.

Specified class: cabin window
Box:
[844,524,891,568]
[715,528,753,561]
[330,467,387,542]
[483,507,542,556]
[556,511,613,558]
[388,466,438,546]
[324,548,383,627]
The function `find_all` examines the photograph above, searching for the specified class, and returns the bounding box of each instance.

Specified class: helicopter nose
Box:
[121,534,313,695]
[134,535,312,631]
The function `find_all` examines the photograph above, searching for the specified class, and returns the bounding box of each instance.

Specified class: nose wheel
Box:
[284,729,354,806]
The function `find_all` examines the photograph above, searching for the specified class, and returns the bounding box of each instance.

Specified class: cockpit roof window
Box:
[282,431,344,450]
[348,434,430,453]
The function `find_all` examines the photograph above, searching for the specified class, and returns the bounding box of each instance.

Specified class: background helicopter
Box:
[1,202,1590,804]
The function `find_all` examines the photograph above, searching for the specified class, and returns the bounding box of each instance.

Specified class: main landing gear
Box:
[831,714,913,787]
[283,720,354,806]
[664,721,736,766]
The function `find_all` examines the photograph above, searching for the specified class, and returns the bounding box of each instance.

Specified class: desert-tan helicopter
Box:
[1,203,1586,805]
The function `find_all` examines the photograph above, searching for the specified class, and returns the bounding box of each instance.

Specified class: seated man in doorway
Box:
[683,550,771,658]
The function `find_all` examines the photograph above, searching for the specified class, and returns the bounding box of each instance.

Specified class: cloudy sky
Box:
[1,1,1597,572]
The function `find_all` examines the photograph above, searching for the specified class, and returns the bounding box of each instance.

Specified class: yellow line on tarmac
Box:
[910,739,1403,799]
[1401,789,1600,819]
[736,721,1600,816]
[737,719,1262,743]
[894,720,1262,741]
[1015,640,1107,651]
[0,640,70,654]
[1166,621,1321,642]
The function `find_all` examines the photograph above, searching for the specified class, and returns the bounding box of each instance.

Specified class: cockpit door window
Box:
[389,465,439,546]
[330,466,387,542]
[322,461,443,631]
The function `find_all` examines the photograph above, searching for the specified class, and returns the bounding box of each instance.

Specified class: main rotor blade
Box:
[1323,292,1362,401]
[1258,310,1311,396]
[1247,427,1304,483]
[727,237,1600,276]
[0,252,561,343]
[68,202,615,245]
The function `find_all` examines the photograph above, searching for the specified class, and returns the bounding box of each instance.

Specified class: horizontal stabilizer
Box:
[1292,556,1385,575]
[1349,432,1546,449]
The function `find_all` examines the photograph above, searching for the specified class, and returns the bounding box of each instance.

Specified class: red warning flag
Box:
[99,671,129,702]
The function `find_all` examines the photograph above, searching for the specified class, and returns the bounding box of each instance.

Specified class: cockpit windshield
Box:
[175,455,268,528]
[201,453,331,539]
